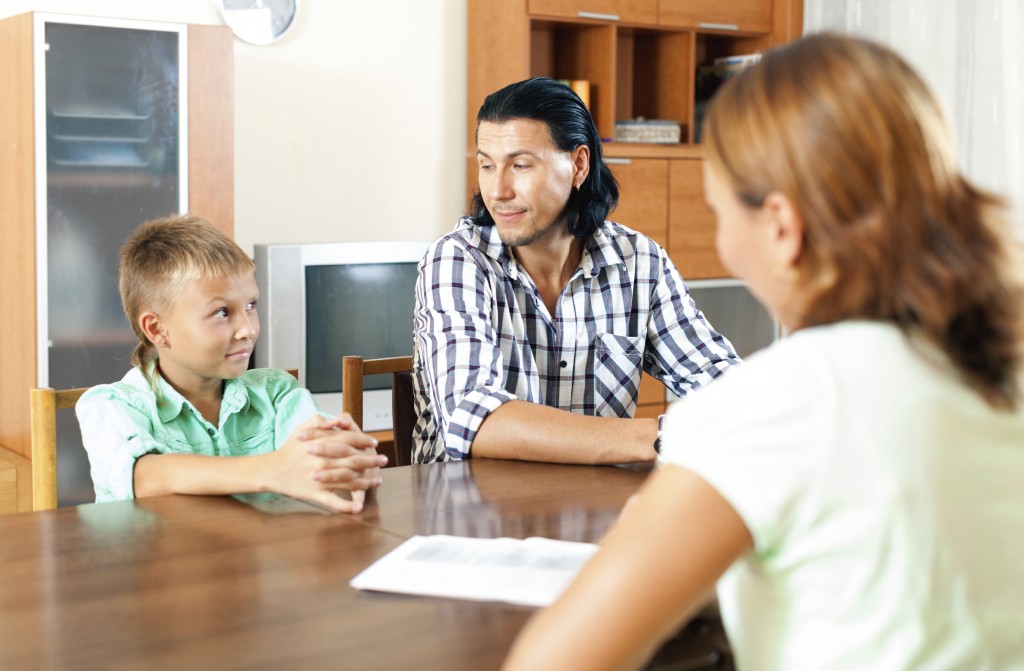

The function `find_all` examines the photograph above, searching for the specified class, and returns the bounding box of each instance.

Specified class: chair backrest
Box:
[30,367,300,512]
[30,387,89,511]
[341,355,415,467]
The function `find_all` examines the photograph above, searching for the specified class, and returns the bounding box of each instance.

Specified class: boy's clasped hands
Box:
[273,414,386,514]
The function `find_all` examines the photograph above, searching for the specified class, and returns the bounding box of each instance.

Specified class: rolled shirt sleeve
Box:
[645,244,741,398]
[413,235,518,460]
[77,385,165,502]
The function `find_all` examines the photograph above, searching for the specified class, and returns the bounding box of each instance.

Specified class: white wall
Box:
[804,0,1024,236]
[2,0,468,254]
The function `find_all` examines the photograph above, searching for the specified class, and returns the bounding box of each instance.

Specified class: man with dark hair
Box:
[412,77,739,464]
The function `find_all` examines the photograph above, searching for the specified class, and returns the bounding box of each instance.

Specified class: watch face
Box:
[220,0,298,46]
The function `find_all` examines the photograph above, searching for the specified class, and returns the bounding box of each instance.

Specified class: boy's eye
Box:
[215,307,229,318]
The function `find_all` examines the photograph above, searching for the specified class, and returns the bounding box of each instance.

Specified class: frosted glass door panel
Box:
[44,21,182,505]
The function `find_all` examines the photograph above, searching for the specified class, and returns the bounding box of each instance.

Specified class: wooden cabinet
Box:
[467,0,801,416]
[0,13,233,513]
[604,157,669,249]
[469,0,801,148]
[635,373,666,418]
[669,159,728,279]
[660,0,772,33]
[530,0,658,25]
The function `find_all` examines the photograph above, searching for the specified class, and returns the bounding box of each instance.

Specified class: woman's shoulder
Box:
[780,321,919,375]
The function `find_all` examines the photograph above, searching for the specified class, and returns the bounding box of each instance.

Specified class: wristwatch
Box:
[653,414,665,454]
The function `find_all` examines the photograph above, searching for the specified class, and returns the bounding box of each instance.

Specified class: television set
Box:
[665,277,779,401]
[687,278,778,358]
[254,241,431,431]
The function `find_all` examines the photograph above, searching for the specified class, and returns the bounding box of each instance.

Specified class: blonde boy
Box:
[77,214,384,513]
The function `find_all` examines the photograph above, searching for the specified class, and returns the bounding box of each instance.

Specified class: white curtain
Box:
[804,0,1024,236]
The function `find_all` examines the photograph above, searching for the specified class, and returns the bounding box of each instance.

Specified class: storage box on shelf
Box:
[468,0,801,416]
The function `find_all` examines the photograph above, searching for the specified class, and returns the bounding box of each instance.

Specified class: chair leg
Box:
[30,389,58,511]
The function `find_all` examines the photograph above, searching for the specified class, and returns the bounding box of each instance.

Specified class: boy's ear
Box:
[138,311,164,346]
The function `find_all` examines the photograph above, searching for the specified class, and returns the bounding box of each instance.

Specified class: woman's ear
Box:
[139,311,165,347]
[764,191,803,268]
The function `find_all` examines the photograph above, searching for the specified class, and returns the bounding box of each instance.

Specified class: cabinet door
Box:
[636,371,666,417]
[605,158,668,249]
[468,0,530,150]
[637,372,665,404]
[660,0,772,34]
[668,159,727,279]
[44,21,184,380]
[43,20,186,505]
[530,0,657,25]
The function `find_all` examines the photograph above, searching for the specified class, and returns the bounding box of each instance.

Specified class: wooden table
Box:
[0,460,730,670]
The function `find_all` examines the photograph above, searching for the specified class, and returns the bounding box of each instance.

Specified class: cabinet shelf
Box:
[603,142,704,160]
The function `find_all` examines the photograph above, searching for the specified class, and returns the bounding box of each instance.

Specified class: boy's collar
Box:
[151,365,251,424]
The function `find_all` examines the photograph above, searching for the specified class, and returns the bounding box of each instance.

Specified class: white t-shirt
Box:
[661,321,1024,670]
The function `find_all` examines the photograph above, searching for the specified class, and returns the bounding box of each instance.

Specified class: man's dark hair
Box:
[470,77,619,240]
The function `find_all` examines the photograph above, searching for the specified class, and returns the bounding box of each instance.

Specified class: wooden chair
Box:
[30,387,89,511]
[341,356,415,468]
[30,368,300,512]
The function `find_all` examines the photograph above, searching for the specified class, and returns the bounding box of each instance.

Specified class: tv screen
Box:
[304,262,420,394]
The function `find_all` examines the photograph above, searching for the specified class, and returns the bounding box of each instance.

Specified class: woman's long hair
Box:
[704,33,1024,410]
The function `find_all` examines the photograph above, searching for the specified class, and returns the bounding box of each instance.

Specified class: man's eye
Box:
[479,164,494,172]
[514,163,529,170]
[247,301,258,311]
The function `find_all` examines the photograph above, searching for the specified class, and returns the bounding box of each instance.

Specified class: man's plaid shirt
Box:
[411,218,740,463]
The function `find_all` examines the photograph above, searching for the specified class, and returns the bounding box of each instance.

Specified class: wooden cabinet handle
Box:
[577,11,620,22]
[699,22,739,31]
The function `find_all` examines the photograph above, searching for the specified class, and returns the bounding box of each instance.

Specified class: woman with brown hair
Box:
[504,33,1024,671]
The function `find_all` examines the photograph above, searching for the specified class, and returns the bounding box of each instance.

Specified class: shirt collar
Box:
[151,365,251,424]
[580,224,628,278]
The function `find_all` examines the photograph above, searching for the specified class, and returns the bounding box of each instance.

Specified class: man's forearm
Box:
[470,400,658,465]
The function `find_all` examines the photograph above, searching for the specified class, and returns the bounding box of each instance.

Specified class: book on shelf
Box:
[694,53,762,142]
[558,79,591,110]
[713,52,761,67]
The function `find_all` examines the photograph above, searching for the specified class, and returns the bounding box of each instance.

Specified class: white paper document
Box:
[349,535,599,607]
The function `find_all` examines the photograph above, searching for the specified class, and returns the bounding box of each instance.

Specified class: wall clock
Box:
[219,0,298,45]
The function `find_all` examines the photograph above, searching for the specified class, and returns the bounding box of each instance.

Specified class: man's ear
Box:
[571,144,590,187]
[764,191,803,268]
[138,311,164,346]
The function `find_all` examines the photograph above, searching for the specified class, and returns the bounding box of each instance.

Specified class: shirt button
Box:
[559,360,568,368]
[207,428,215,436]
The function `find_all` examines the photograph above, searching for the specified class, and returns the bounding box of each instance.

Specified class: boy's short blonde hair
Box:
[119,213,255,368]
